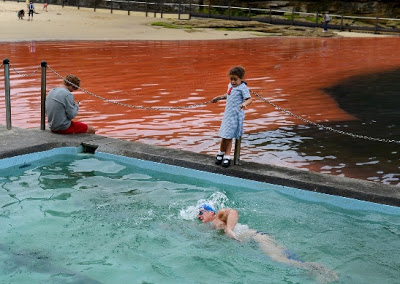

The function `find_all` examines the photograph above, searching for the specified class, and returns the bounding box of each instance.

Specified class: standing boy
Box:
[322,12,331,32]
[28,1,34,21]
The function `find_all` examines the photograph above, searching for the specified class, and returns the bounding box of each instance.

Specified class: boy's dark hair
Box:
[229,66,245,79]
[63,74,80,90]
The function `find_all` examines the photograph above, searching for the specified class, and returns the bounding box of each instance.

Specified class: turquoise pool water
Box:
[0,148,399,284]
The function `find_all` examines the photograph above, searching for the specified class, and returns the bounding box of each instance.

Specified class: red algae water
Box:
[0,38,399,184]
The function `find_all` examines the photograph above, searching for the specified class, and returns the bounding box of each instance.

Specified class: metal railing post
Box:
[128,0,130,15]
[228,5,230,20]
[161,0,164,18]
[77,0,80,9]
[315,12,319,27]
[111,0,113,14]
[374,16,378,34]
[178,1,181,20]
[208,0,211,18]
[3,58,11,130]
[154,0,157,18]
[94,0,96,12]
[248,7,251,21]
[233,137,241,165]
[146,0,148,17]
[40,61,47,131]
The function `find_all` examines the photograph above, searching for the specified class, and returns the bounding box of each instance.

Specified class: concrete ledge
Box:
[1,125,399,207]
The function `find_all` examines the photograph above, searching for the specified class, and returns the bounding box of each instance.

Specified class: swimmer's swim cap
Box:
[199,204,216,213]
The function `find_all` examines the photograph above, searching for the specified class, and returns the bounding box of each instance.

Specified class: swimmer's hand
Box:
[211,95,227,103]
[225,229,241,242]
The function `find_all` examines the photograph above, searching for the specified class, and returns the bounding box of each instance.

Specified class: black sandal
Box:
[222,158,231,168]
[215,154,224,165]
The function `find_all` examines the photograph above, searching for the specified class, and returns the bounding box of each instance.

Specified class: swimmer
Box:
[197,204,338,283]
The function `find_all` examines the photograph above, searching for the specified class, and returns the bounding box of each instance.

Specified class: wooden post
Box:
[233,137,241,165]
[340,15,344,30]
[374,16,379,34]
[315,12,319,27]
[228,5,231,20]
[189,0,192,20]
[269,7,272,24]
[291,7,294,25]
[208,0,211,18]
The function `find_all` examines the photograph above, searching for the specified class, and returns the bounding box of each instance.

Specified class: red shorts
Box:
[52,121,88,134]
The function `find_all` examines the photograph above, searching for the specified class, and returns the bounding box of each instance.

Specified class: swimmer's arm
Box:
[224,209,239,241]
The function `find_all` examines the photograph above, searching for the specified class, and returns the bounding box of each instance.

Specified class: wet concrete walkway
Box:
[1,124,399,207]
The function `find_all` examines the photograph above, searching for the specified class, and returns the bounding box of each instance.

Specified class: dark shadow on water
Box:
[247,68,400,184]
[323,68,400,127]
[292,69,400,184]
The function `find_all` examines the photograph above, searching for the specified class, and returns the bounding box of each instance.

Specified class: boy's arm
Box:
[64,95,79,119]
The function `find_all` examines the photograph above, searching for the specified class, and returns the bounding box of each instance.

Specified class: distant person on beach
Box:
[43,2,48,12]
[197,204,338,283]
[17,9,25,20]
[46,74,96,134]
[63,0,68,7]
[212,66,252,168]
[28,1,34,21]
[322,12,331,32]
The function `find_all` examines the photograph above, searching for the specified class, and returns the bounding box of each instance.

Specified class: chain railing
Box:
[47,65,223,111]
[9,64,41,77]
[250,90,400,144]
[1,60,400,149]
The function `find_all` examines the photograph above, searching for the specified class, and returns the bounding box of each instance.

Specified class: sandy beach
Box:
[1,1,265,41]
[0,1,393,41]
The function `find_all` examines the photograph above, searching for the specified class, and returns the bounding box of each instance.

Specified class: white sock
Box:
[218,151,225,155]
[224,155,231,160]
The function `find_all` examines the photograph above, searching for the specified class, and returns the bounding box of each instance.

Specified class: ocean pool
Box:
[0,147,399,283]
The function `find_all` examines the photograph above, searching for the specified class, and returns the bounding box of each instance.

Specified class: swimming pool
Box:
[0,147,399,283]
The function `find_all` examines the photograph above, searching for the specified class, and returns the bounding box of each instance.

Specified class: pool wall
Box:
[1,125,399,206]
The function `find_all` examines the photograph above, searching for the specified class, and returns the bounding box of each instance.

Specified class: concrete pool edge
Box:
[1,125,399,207]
